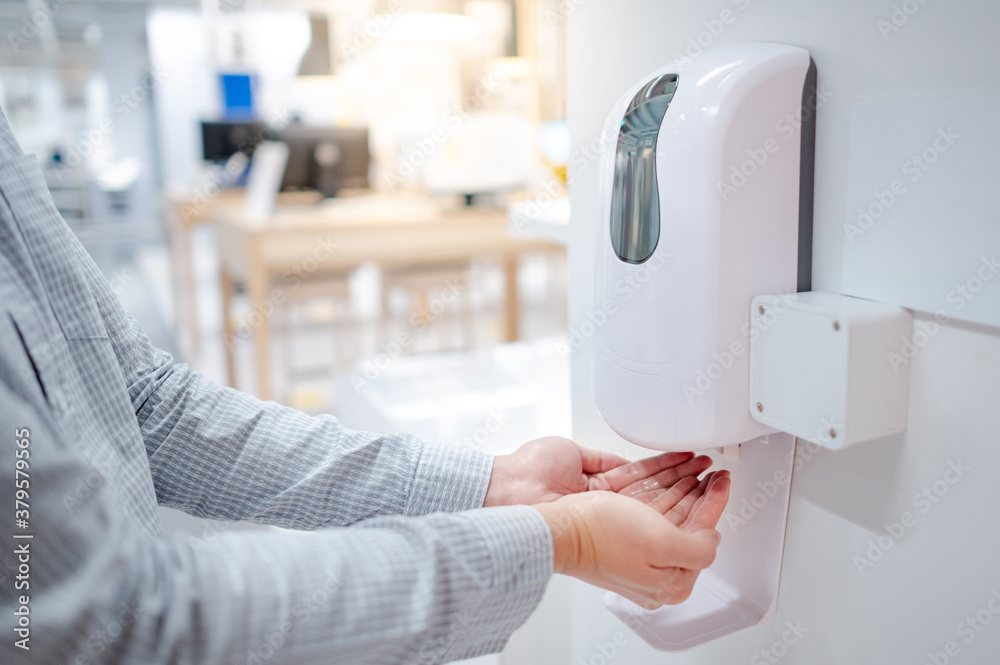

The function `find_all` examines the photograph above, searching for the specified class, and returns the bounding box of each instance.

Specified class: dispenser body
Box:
[592,44,816,652]
[592,43,815,450]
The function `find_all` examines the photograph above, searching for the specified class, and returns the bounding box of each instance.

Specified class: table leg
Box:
[180,221,200,353]
[166,206,200,354]
[504,255,520,342]
[219,266,237,389]
[246,264,273,402]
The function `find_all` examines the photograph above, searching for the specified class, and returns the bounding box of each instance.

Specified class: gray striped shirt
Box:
[0,107,552,665]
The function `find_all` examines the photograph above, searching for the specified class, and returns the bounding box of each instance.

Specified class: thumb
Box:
[665,527,721,570]
[684,473,731,533]
[700,528,723,547]
[578,446,629,474]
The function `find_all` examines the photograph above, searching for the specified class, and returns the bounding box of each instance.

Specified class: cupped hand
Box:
[532,469,731,609]
[484,436,714,507]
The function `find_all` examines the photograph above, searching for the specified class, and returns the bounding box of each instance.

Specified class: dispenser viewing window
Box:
[592,44,817,651]
[610,74,678,264]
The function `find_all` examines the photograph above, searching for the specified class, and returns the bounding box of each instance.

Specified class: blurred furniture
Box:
[200,121,268,162]
[213,194,562,401]
[163,188,243,354]
[381,262,475,348]
[164,188,322,354]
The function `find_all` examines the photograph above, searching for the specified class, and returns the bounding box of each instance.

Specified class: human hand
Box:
[483,436,714,507]
[531,469,731,609]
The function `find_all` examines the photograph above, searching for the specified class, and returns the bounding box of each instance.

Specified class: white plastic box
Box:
[748,291,913,449]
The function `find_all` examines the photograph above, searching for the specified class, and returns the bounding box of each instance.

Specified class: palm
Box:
[491,436,724,513]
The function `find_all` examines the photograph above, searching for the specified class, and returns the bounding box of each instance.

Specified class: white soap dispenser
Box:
[592,43,816,651]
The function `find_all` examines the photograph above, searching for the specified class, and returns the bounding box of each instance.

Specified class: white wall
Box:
[146,7,217,190]
[557,1,1000,663]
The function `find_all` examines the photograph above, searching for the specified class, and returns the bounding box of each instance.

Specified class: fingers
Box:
[577,446,630,475]
[681,471,732,534]
[621,457,712,514]
[600,452,710,493]
[630,456,714,496]
[664,470,714,526]
[643,475,698,512]
[594,451,694,491]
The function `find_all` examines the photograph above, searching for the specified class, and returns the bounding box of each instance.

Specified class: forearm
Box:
[134,354,493,526]
[1,507,552,665]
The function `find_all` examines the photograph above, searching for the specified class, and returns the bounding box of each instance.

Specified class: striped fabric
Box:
[0,107,552,665]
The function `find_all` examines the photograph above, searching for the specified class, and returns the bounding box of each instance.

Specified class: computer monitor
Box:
[276,126,370,197]
[201,121,270,162]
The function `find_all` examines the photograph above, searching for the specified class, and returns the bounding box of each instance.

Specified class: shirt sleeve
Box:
[72,241,494,527]
[0,381,554,665]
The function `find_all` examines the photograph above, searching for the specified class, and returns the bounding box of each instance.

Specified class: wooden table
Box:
[165,188,324,354]
[212,194,562,401]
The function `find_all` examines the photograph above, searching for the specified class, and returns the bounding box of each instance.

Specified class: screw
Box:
[758,305,766,315]
[833,321,840,331]
[756,402,763,413]
[829,428,837,438]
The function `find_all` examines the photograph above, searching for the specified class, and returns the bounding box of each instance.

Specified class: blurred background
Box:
[0,0,573,465]
[1,9,572,655]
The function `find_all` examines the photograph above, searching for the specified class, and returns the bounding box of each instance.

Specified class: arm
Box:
[74,245,492,527]
[0,380,552,665]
